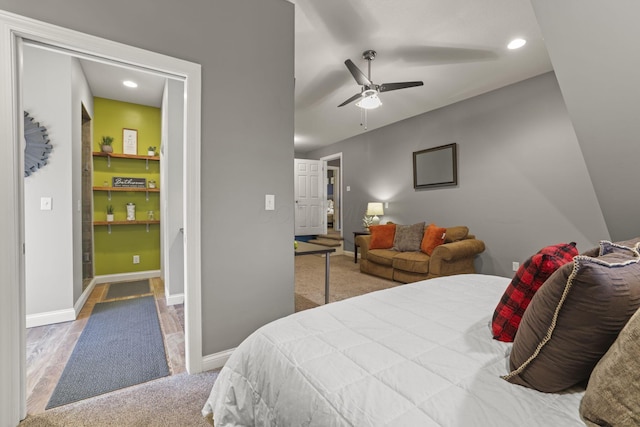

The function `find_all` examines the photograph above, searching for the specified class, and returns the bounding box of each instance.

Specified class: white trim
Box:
[183,63,203,375]
[0,15,27,425]
[320,152,343,236]
[202,348,235,372]
[94,270,162,284]
[166,293,185,306]
[26,309,76,329]
[74,278,97,317]
[0,11,203,425]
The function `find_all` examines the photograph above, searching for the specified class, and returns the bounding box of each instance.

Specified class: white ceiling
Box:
[80,0,552,153]
[79,59,166,108]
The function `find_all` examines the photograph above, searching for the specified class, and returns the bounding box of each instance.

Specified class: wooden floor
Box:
[25,277,184,414]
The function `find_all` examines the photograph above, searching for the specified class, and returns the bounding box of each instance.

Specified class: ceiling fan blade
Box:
[338,92,363,107]
[379,81,424,92]
[344,59,371,86]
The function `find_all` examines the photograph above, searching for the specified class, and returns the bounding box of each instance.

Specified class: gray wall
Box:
[304,72,610,277]
[531,0,640,242]
[1,0,295,355]
[23,46,75,317]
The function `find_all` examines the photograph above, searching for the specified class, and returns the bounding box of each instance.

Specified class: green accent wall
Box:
[93,98,161,275]
[93,97,161,154]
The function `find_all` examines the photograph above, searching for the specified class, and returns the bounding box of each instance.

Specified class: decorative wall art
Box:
[122,128,138,155]
[24,111,53,177]
[413,143,458,189]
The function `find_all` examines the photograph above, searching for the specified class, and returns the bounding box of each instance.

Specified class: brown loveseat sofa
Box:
[356,225,485,283]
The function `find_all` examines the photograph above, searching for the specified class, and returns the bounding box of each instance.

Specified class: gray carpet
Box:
[105,279,150,299]
[46,296,169,409]
[21,371,218,427]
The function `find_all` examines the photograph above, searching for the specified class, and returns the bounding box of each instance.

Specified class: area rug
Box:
[46,296,169,409]
[295,254,400,311]
[105,279,151,299]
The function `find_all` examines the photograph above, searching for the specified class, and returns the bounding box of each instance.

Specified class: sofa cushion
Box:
[491,242,578,342]
[444,226,468,243]
[504,251,640,392]
[421,223,446,256]
[393,222,425,252]
[392,251,430,274]
[368,224,396,249]
[366,249,397,266]
[580,306,640,426]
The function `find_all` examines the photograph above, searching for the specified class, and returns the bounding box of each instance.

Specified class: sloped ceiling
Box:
[531,0,640,241]
[292,0,552,152]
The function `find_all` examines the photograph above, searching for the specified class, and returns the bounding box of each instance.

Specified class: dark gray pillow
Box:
[504,251,640,392]
[392,222,425,252]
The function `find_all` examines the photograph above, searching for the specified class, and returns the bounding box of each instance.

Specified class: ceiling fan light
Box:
[356,93,382,110]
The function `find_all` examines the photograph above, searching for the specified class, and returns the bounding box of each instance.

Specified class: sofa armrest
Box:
[356,235,371,260]
[431,239,485,262]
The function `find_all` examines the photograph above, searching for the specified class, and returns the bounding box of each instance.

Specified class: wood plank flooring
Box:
[25,277,184,414]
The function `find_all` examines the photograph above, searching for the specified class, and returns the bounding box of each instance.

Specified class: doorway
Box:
[81,104,93,290]
[0,12,203,423]
[321,153,343,238]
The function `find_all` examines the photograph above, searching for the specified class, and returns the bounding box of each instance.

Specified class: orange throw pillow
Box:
[368,224,396,249]
[421,223,446,255]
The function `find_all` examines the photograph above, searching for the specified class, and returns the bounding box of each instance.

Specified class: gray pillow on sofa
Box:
[393,222,424,252]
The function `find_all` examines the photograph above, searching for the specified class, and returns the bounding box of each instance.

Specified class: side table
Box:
[353,231,370,263]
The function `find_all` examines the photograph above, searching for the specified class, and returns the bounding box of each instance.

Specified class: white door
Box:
[294,159,325,236]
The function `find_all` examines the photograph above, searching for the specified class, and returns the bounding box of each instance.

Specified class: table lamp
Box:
[366,202,384,225]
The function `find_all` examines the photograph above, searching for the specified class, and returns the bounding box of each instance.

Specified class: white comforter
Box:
[203,274,585,426]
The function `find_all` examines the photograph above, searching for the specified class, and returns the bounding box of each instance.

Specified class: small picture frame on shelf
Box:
[123,128,138,155]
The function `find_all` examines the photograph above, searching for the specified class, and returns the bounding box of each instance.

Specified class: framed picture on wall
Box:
[123,128,138,155]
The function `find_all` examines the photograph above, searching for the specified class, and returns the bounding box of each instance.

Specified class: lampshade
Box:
[356,93,382,110]
[366,202,384,216]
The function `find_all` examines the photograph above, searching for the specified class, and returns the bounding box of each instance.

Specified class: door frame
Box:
[0,10,202,424]
[320,152,343,236]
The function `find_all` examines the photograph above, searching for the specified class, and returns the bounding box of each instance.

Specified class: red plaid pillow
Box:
[491,242,578,342]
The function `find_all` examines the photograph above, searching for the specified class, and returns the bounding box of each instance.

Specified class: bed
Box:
[202,274,585,426]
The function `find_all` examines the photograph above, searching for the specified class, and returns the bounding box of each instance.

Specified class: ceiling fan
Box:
[338,50,424,109]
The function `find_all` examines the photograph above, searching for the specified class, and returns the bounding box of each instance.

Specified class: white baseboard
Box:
[74,277,97,317]
[202,348,235,371]
[94,270,161,284]
[26,308,75,328]
[26,277,98,328]
[166,293,184,305]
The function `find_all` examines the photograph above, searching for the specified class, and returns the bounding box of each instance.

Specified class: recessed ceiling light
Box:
[123,80,138,88]
[507,38,527,50]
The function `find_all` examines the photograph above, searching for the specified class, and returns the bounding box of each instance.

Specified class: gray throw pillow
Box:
[392,222,424,252]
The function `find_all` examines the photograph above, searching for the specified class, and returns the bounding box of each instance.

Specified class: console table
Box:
[295,242,336,304]
[353,231,370,263]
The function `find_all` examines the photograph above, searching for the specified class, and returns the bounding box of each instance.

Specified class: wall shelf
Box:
[94,220,160,226]
[94,220,160,234]
[93,186,159,201]
[93,151,159,169]
[92,152,159,160]
[93,186,159,192]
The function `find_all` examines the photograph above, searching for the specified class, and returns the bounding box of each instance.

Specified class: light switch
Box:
[346,186,351,191]
[40,197,52,211]
[265,194,275,211]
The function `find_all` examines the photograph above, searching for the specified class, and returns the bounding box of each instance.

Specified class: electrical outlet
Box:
[133,255,140,264]
[512,261,520,272]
